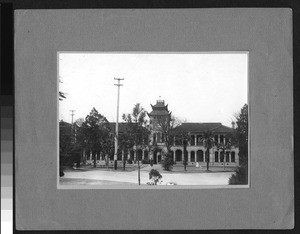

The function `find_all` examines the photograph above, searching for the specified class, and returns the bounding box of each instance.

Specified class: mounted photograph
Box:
[58,52,248,187]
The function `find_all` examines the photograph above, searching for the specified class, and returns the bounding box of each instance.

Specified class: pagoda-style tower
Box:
[147,98,171,148]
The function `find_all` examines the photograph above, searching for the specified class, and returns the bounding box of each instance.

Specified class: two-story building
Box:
[84,99,239,167]
[146,99,239,166]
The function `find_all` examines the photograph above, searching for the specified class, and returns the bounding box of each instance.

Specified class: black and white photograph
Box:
[13,7,294,230]
[58,52,249,187]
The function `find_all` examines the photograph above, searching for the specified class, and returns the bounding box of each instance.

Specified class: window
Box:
[137,150,143,160]
[176,150,182,161]
[231,152,235,162]
[226,152,230,162]
[191,151,195,162]
[214,135,218,142]
[220,135,224,143]
[220,152,224,162]
[197,135,202,145]
[215,151,219,162]
[157,132,161,142]
[144,151,148,161]
[197,150,204,162]
[191,135,195,145]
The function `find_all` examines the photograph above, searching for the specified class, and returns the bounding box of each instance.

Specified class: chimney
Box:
[231,121,235,129]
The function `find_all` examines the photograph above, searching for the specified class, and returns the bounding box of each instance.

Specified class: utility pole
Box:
[70,110,75,125]
[114,78,124,170]
[70,110,75,142]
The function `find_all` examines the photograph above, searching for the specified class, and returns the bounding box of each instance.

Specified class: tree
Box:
[229,104,248,185]
[59,121,73,166]
[122,103,150,184]
[78,108,111,168]
[148,169,162,185]
[182,133,191,171]
[200,130,216,171]
[118,129,135,170]
[217,136,232,171]
[156,115,181,171]
[59,79,67,101]
[235,104,248,166]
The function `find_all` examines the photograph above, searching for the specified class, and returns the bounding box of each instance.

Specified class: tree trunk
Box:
[183,144,187,171]
[206,148,210,171]
[93,151,97,168]
[138,159,141,185]
[106,154,109,169]
[223,151,226,171]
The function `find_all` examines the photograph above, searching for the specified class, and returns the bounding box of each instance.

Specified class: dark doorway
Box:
[197,150,204,162]
[175,150,182,161]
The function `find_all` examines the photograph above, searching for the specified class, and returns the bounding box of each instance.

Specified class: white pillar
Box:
[134,151,137,162]
[188,151,191,162]
[122,150,124,161]
[142,150,145,160]
[173,150,176,162]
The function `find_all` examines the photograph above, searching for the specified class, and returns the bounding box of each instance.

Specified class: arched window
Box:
[153,133,156,144]
[220,152,224,162]
[137,149,143,160]
[197,135,202,145]
[191,135,195,146]
[231,152,235,162]
[214,135,218,143]
[157,132,161,142]
[197,150,204,162]
[226,152,230,162]
[175,150,182,161]
[215,151,219,162]
[191,151,195,162]
[220,135,224,143]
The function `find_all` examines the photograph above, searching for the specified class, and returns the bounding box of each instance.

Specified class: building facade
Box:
[85,99,239,167]
[146,99,239,166]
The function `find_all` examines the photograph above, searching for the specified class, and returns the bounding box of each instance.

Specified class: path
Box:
[60,165,235,186]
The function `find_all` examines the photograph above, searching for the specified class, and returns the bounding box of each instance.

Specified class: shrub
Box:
[127,158,133,164]
[59,167,65,177]
[161,154,174,171]
[149,169,162,185]
[141,159,149,164]
[229,165,248,185]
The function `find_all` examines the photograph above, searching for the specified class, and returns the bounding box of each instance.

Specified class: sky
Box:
[59,52,248,127]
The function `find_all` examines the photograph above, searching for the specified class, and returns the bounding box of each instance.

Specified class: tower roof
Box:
[148,99,170,116]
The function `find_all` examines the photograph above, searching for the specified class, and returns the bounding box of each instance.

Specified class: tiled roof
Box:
[212,124,235,133]
[152,102,166,108]
[148,110,170,116]
[108,122,132,133]
[172,122,234,133]
[150,101,169,111]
